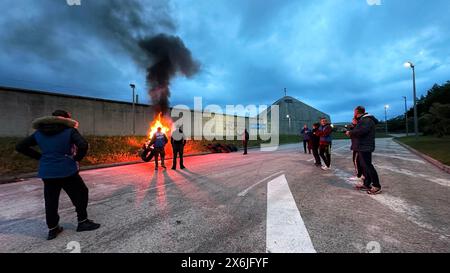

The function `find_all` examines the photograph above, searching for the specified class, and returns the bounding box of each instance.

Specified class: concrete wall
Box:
[0,87,155,136]
[0,87,258,139]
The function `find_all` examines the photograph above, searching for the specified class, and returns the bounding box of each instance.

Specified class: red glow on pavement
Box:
[156,172,168,214]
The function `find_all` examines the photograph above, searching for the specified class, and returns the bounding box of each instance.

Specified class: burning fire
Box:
[148,113,172,139]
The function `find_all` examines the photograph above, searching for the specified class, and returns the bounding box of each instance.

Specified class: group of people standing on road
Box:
[14,106,382,241]
[15,110,190,241]
[300,106,382,195]
[300,117,333,171]
[147,126,187,171]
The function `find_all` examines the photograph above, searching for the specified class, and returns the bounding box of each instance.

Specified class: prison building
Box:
[260,96,331,135]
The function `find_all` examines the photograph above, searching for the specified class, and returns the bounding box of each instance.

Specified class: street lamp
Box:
[404,61,419,138]
[286,114,291,133]
[384,105,389,135]
[130,83,136,135]
[403,96,409,136]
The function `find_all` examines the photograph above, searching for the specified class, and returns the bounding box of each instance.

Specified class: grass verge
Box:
[1,134,301,177]
[396,136,450,166]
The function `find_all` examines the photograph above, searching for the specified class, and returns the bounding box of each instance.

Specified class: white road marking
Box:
[332,168,446,236]
[333,145,350,152]
[372,153,425,164]
[307,144,348,162]
[376,165,450,188]
[266,175,316,253]
[374,147,413,155]
[237,171,285,197]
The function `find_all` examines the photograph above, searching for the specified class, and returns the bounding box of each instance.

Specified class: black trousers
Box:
[172,144,184,168]
[243,141,248,154]
[42,173,88,229]
[353,151,363,178]
[154,147,166,167]
[319,144,331,168]
[303,140,310,153]
[312,146,321,165]
[358,151,381,188]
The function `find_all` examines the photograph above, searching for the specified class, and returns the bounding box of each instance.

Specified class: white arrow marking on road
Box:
[266,175,316,253]
[237,171,284,197]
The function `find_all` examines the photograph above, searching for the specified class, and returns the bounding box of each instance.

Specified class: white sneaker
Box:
[321,166,330,171]
[348,176,361,181]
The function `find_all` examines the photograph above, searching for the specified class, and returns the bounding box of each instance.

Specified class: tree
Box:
[396,80,450,136]
[420,103,450,137]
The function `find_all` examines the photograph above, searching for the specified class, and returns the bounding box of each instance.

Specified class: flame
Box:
[148,113,172,140]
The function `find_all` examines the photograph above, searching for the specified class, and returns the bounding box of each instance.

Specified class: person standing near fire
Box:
[171,126,186,170]
[243,129,250,155]
[15,110,100,240]
[150,127,168,170]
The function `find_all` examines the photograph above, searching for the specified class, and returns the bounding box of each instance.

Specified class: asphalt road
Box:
[0,138,449,253]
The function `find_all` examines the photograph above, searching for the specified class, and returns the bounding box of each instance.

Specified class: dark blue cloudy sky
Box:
[1,0,449,122]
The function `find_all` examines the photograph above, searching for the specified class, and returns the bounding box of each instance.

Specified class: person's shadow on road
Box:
[0,218,74,239]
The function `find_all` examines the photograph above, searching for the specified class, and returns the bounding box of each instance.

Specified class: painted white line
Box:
[306,145,348,162]
[333,145,350,152]
[266,175,316,253]
[376,165,450,188]
[372,153,425,164]
[332,168,445,236]
[238,171,284,197]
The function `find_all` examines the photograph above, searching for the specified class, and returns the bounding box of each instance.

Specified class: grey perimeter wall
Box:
[0,87,258,138]
[0,87,155,137]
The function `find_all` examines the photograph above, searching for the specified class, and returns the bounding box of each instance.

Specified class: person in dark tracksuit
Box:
[346,106,382,195]
[300,124,312,154]
[150,127,168,170]
[348,118,364,181]
[243,129,249,155]
[171,126,186,170]
[16,110,100,240]
[315,118,333,170]
[311,123,322,167]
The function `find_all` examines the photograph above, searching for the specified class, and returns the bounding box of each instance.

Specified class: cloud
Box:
[1,0,450,122]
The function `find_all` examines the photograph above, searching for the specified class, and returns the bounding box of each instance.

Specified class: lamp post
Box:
[403,96,409,136]
[384,105,389,135]
[286,114,291,133]
[130,83,136,136]
[404,61,419,138]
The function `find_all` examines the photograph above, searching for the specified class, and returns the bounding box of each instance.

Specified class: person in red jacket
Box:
[314,117,333,170]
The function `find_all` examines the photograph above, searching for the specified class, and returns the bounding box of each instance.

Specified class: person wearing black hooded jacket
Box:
[16,110,100,240]
[346,106,382,195]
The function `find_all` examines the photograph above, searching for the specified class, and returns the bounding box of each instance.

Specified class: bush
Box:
[420,103,450,137]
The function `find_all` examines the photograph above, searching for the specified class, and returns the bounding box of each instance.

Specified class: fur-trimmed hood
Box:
[32,116,79,135]
[361,114,379,125]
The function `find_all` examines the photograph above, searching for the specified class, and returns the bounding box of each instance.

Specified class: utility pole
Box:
[412,65,418,139]
[130,84,136,136]
[384,105,389,135]
[404,62,419,139]
[403,96,409,137]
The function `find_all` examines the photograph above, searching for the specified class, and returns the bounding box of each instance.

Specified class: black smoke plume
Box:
[1,0,200,112]
[139,34,200,115]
